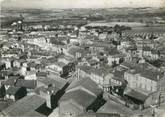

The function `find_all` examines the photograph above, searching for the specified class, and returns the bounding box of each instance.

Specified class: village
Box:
[1,7,165,117]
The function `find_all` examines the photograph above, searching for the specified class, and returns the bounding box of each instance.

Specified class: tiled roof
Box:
[140,70,164,81]
[60,89,96,108]
[127,67,164,81]
[54,62,66,67]
[77,65,93,74]
[2,76,19,86]
[67,45,87,56]
[3,95,46,117]
[38,77,67,90]
[67,77,102,96]
[15,79,37,89]
[142,46,151,51]
[6,86,21,95]
[108,48,120,56]
[124,89,148,102]
[39,85,60,95]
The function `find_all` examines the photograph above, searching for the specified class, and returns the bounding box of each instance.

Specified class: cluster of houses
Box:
[1,19,165,117]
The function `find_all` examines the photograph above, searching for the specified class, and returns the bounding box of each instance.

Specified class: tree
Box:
[114,25,131,38]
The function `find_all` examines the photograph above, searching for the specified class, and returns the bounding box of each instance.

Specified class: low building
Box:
[39,84,65,109]
[124,67,165,108]
[13,59,26,68]
[58,55,74,64]
[150,50,159,60]
[107,49,124,66]
[37,76,68,109]
[46,62,66,75]
[15,79,37,91]
[24,71,37,80]
[2,95,48,117]
[5,86,27,101]
[77,65,113,91]
[37,76,69,109]
[59,77,103,117]
[2,76,20,90]
[2,58,15,69]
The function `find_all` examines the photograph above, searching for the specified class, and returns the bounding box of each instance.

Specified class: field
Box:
[128,27,165,33]
[86,21,165,35]
[86,21,146,28]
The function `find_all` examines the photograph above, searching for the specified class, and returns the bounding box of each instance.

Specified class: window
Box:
[139,83,142,88]
[135,82,138,87]
[145,84,147,90]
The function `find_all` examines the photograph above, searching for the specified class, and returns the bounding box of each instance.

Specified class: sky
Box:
[1,0,165,9]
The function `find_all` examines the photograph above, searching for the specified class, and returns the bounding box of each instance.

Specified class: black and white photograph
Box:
[0,0,165,117]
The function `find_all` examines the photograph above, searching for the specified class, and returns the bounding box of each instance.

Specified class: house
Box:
[37,77,69,109]
[124,68,165,108]
[159,47,165,58]
[108,69,128,96]
[1,50,18,58]
[120,39,132,48]
[27,61,40,71]
[68,32,78,38]
[20,65,27,76]
[119,61,135,70]
[107,49,124,66]
[0,71,9,80]
[139,46,151,58]
[150,49,159,60]
[154,104,165,117]
[5,86,27,101]
[67,45,88,59]
[13,59,26,68]
[125,46,137,61]
[59,78,103,117]
[77,65,93,78]
[62,62,76,76]
[90,68,110,89]
[135,37,154,49]
[69,37,79,44]
[99,32,108,40]
[2,76,20,90]
[37,75,68,89]
[87,59,99,67]
[36,71,48,79]
[108,32,120,41]
[24,71,37,80]
[58,55,74,64]
[39,84,64,109]
[2,95,48,117]
[46,62,67,75]
[39,85,58,109]
[15,79,37,91]
[0,70,18,81]
[2,58,15,69]
[77,65,113,91]
[117,41,128,52]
